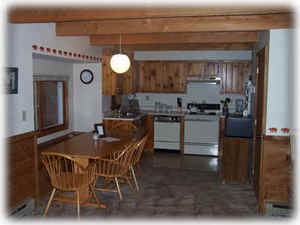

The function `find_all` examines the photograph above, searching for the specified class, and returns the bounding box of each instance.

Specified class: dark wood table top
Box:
[41,132,133,159]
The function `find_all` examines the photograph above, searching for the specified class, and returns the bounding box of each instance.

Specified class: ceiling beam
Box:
[90,32,258,46]
[110,43,253,51]
[56,13,293,36]
[9,7,292,23]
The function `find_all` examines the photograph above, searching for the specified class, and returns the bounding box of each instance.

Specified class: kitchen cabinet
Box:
[134,60,251,94]
[186,61,219,78]
[221,62,252,94]
[186,61,251,95]
[161,62,186,93]
[222,137,250,183]
[102,48,134,95]
[144,115,154,153]
[136,61,186,93]
[137,61,162,92]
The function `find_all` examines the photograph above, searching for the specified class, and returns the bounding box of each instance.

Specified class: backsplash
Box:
[135,82,245,114]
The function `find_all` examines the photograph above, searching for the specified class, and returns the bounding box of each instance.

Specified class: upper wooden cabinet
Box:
[162,62,186,93]
[221,62,252,94]
[186,61,219,78]
[136,61,186,93]
[102,48,134,96]
[186,61,251,95]
[137,61,162,93]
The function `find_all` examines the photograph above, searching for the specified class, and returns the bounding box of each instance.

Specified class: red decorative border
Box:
[268,127,291,134]
[32,44,101,62]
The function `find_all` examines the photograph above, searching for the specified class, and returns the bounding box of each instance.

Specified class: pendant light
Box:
[110,33,131,74]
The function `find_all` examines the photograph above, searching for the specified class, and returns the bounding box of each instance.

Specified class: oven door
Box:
[184,118,219,155]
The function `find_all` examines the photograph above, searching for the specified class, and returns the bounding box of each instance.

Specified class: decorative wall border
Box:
[267,127,291,136]
[32,44,102,63]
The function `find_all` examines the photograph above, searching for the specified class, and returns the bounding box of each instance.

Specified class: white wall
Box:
[5,23,102,137]
[32,54,75,144]
[265,29,294,136]
[73,63,102,132]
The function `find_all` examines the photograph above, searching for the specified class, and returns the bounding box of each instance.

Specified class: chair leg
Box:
[126,177,136,194]
[131,166,140,192]
[76,191,80,219]
[136,163,144,179]
[114,177,123,200]
[90,184,107,208]
[43,188,56,217]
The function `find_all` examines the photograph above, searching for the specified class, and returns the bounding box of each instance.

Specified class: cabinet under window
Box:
[33,80,68,136]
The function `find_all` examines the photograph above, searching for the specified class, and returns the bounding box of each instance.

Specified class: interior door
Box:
[253,46,268,200]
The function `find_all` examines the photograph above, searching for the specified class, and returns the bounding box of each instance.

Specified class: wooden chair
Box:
[41,152,102,218]
[128,134,148,191]
[104,135,148,193]
[93,142,137,200]
[110,121,137,138]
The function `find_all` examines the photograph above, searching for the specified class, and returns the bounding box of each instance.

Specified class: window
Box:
[34,80,68,136]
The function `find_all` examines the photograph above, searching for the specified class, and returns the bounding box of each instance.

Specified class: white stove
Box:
[184,110,220,156]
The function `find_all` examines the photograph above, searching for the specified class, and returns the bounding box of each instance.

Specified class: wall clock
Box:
[80,69,94,84]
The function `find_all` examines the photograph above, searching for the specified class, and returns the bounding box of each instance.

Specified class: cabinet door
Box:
[102,56,117,95]
[187,62,208,77]
[137,61,162,92]
[162,61,186,93]
[122,64,134,94]
[221,62,252,94]
[186,62,219,78]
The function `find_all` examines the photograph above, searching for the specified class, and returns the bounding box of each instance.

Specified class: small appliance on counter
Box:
[177,97,182,112]
[235,99,245,114]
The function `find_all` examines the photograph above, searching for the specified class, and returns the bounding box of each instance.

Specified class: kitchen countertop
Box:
[141,110,185,117]
[103,111,145,121]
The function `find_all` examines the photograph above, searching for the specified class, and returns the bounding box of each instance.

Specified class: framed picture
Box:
[6,67,18,94]
[94,123,105,137]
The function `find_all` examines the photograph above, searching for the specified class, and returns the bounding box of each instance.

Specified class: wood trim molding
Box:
[7,130,36,143]
[113,43,253,51]
[90,32,258,46]
[263,135,290,144]
[56,13,293,36]
[9,7,292,23]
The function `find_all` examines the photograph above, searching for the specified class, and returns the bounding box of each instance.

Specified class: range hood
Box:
[187,76,221,84]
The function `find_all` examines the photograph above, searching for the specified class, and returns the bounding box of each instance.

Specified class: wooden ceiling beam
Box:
[9,7,291,23]
[110,43,253,51]
[56,13,293,36]
[90,32,258,46]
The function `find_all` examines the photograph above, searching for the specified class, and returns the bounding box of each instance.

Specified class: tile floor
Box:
[22,150,261,219]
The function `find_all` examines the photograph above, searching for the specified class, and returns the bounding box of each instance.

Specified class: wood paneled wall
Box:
[258,136,291,214]
[7,131,39,211]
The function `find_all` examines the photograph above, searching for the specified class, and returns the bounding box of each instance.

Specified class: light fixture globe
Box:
[110,53,131,74]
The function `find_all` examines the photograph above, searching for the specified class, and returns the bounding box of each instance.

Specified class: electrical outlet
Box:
[22,110,26,121]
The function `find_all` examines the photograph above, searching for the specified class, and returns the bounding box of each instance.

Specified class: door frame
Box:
[252,45,269,215]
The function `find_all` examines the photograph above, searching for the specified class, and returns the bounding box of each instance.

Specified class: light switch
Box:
[22,110,26,121]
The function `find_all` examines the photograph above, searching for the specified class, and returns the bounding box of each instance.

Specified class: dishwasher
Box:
[154,115,181,151]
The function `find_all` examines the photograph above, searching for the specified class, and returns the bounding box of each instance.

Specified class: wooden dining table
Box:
[41,132,136,208]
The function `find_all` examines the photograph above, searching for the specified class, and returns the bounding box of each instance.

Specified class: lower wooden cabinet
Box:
[222,137,250,183]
